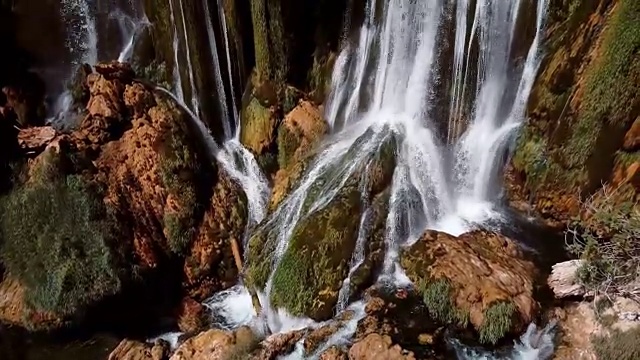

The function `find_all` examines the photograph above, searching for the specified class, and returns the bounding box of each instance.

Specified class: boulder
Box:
[108,339,169,360]
[348,333,415,360]
[169,329,235,360]
[17,126,57,151]
[401,230,538,343]
[548,260,587,299]
[176,297,208,334]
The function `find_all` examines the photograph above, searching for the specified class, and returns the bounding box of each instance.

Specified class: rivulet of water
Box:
[174,0,552,358]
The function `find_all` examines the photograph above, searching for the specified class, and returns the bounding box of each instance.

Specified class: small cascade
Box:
[234,0,551,348]
[48,0,148,127]
[450,321,557,360]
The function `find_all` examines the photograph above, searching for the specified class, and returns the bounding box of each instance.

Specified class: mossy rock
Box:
[240,96,279,168]
[400,230,537,344]
[276,100,328,171]
[269,179,362,320]
[346,189,389,300]
[0,150,122,320]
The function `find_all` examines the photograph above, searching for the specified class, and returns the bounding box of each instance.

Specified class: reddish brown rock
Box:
[176,297,208,334]
[17,126,57,150]
[124,82,155,118]
[108,339,169,360]
[348,333,415,360]
[254,330,306,360]
[623,117,640,152]
[169,329,235,360]
[0,277,62,331]
[319,346,348,360]
[401,230,538,335]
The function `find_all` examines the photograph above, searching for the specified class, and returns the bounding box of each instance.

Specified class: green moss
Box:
[244,228,276,290]
[479,301,515,344]
[158,105,202,255]
[240,97,276,155]
[0,157,121,317]
[269,183,362,319]
[563,0,640,179]
[420,279,468,327]
[512,129,549,189]
[593,327,640,360]
[134,60,172,90]
[277,124,302,170]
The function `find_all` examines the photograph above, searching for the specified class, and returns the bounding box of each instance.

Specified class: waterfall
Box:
[164,0,552,357]
[238,0,549,339]
[48,0,148,127]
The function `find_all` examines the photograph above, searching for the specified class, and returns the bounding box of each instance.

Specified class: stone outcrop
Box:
[548,260,587,299]
[508,0,640,227]
[349,333,416,360]
[169,329,235,360]
[245,130,396,321]
[0,61,247,331]
[109,339,169,360]
[401,230,538,343]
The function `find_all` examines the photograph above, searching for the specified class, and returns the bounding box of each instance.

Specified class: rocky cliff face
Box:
[508,0,640,227]
[0,62,246,332]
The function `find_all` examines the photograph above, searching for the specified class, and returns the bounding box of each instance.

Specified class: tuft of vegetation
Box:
[277,123,302,170]
[566,185,640,297]
[134,60,172,90]
[159,125,200,255]
[479,301,515,344]
[562,0,640,181]
[0,153,121,317]
[420,279,468,327]
[592,328,640,360]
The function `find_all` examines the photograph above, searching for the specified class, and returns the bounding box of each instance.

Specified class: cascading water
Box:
[223,0,555,358]
[161,0,554,357]
[48,0,148,127]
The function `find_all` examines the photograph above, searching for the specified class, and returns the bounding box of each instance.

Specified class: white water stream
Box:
[53,0,555,357]
[201,0,556,358]
[48,0,148,127]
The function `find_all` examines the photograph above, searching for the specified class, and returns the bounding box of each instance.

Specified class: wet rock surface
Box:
[401,230,538,343]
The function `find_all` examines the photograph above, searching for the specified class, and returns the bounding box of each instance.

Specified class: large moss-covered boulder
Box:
[269,179,362,320]
[400,230,538,344]
[246,128,397,320]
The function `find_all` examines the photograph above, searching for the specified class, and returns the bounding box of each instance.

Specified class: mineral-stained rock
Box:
[401,230,538,341]
[176,297,208,334]
[319,346,347,360]
[17,126,57,150]
[183,169,248,300]
[623,117,640,152]
[0,277,63,331]
[253,330,305,360]
[0,61,247,330]
[548,260,587,299]
[348,333,416,360]
[169,329,235,360]
[108,339,169,360]
[276,100,327,171]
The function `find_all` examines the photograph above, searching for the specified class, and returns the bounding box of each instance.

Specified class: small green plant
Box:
[592,328,640,360]
[420,279,468,327]
[158,123,200,255]
[0,165,121,317]
[134,60,172,90]
[479,301,515,344]
[566,185,640,297]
